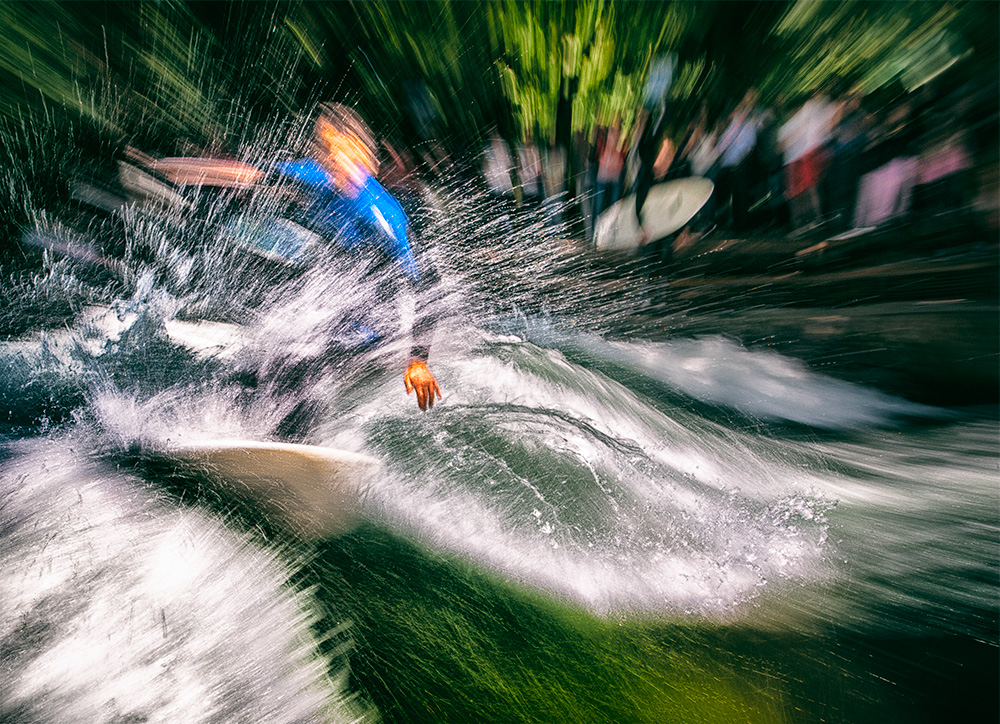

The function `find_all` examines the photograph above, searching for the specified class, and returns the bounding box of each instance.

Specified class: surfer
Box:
[119,104,444,412]
[272,102,443,411]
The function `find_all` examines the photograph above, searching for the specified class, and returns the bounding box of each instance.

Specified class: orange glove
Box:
[404,360,442,411]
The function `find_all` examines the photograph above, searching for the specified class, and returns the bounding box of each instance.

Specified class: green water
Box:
[309,527,787,724]
[299,525,995,724]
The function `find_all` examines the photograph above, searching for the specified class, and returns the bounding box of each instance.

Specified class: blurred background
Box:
[0,5,1000,724]
[1,0,997,237]
[2,0,996,403]
[1,5,997,724]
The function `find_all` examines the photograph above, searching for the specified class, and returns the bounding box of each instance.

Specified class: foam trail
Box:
[320,330,837,617]
[515,319,940,428]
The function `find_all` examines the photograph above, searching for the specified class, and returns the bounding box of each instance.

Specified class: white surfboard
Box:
[170,439,382,538]
[594,177,714,251]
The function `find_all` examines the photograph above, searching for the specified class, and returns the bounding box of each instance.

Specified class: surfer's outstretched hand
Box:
[404,360,442,411]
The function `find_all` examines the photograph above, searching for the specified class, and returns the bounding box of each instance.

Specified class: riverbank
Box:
[557,215,999,407]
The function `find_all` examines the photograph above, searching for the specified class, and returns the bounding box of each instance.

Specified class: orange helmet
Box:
[314,102,379,178]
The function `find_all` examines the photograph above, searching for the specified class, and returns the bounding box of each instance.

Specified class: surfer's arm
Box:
[121,146,264,188]
[362,179,440,362]
[406,228,440,358]
[402,225,443,411]
[403,221,441,410]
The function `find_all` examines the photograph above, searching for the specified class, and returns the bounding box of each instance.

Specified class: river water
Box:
[1,152,997,723]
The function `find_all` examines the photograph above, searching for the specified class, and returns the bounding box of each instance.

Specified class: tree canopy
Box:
[1,1,994,157]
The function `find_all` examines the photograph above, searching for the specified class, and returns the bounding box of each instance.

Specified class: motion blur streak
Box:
[0,436,368,724]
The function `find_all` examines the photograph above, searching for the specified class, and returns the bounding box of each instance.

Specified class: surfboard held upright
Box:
[594,177,714,252]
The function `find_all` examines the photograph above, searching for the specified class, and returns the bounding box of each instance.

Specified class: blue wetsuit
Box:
[276,159,420,280]
[275,158,437,359]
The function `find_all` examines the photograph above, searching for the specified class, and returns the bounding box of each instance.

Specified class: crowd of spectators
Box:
[477,71,996,253]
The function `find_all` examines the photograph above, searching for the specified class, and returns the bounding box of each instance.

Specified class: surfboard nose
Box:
[171,440,383,539]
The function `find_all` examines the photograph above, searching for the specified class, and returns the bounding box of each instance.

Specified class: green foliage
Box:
[0,1,992,159]
[290,1,506,154]
[0,1,311,151]
[492,0,699,142]
[764,0,974,101]
[0,2,107,126]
